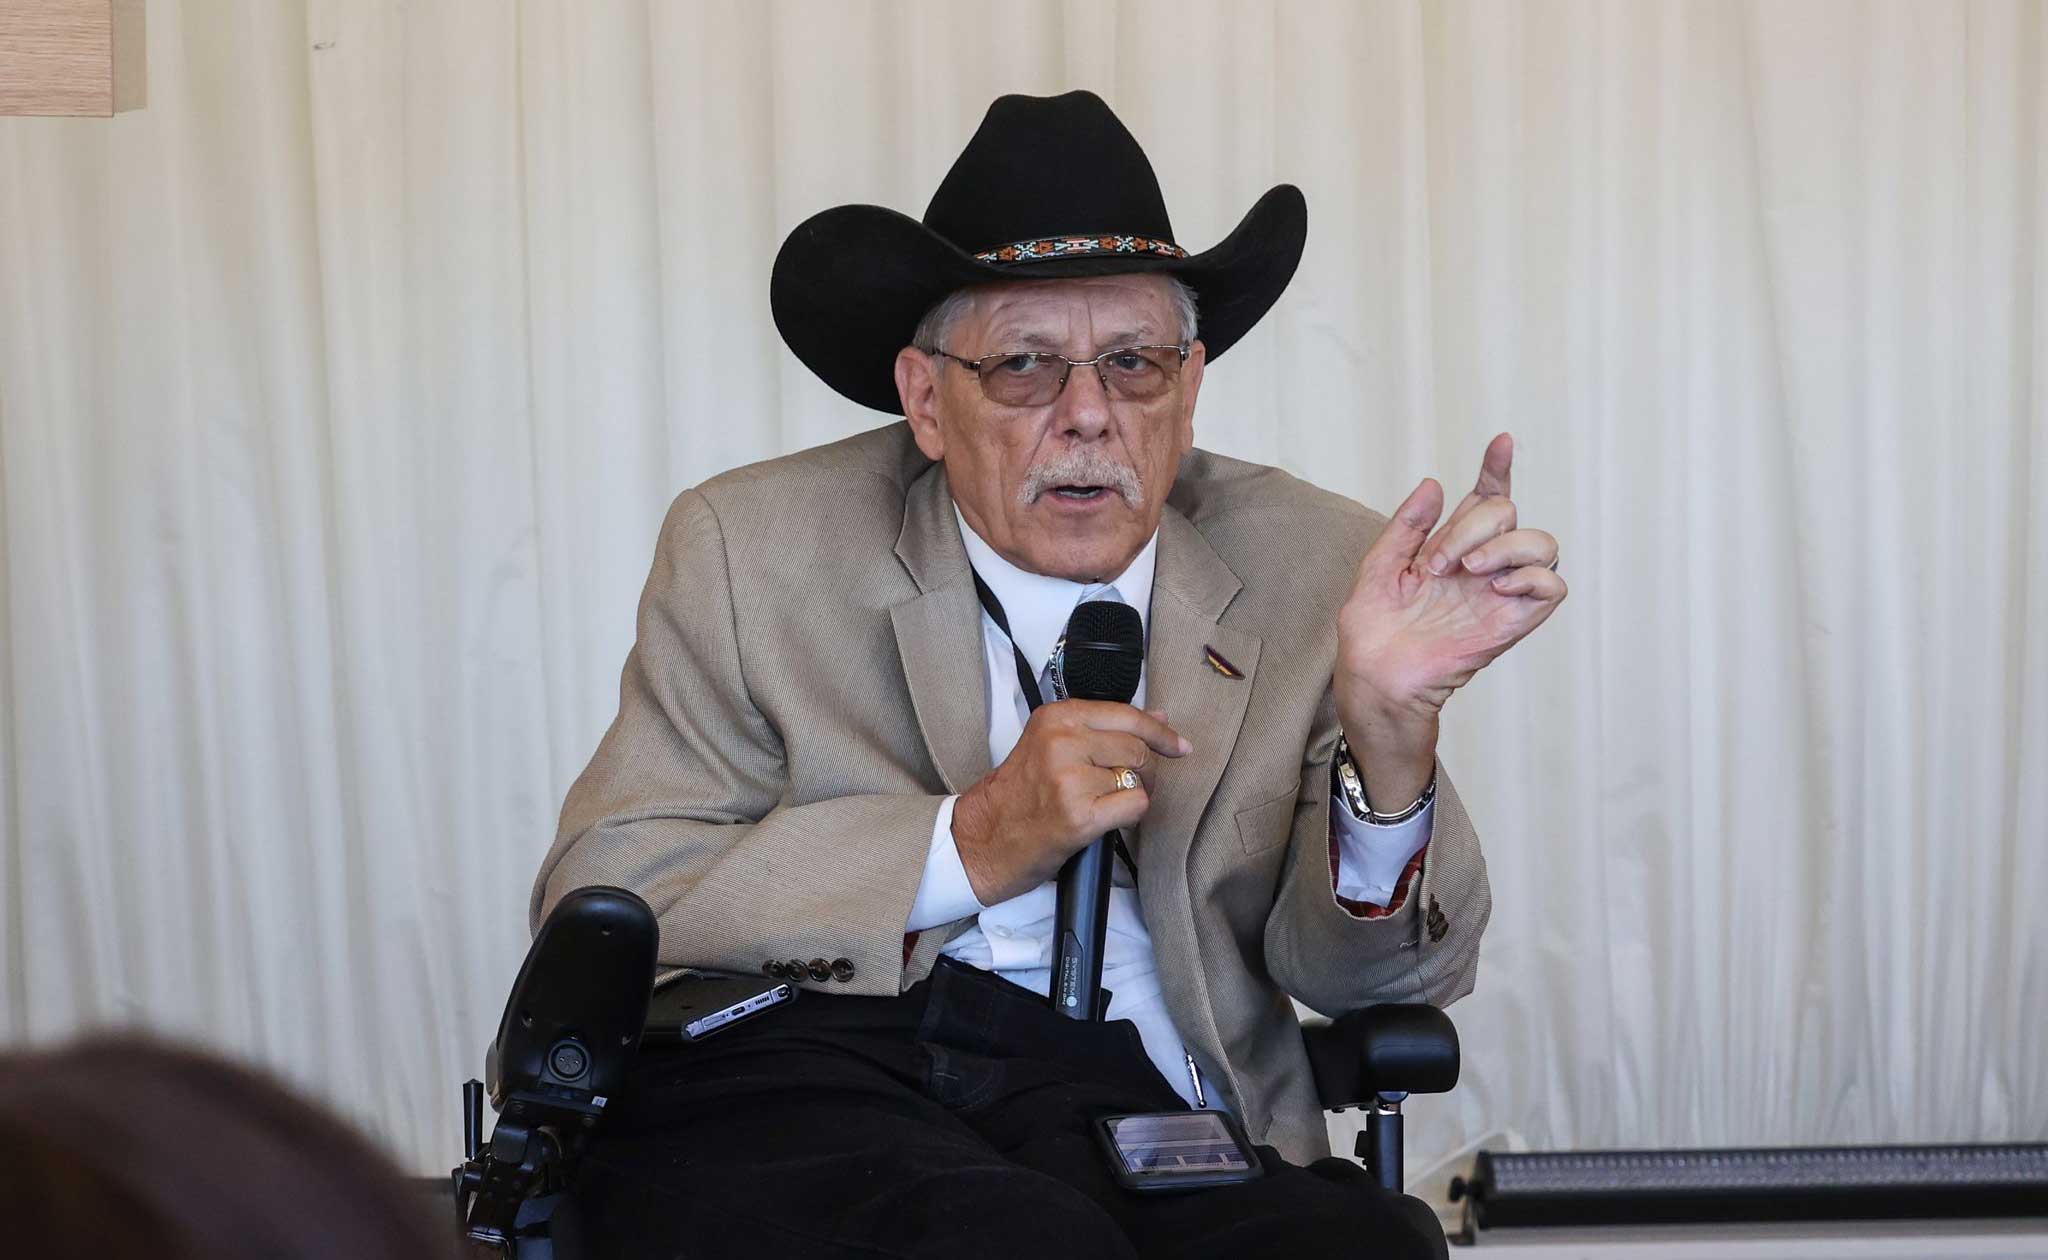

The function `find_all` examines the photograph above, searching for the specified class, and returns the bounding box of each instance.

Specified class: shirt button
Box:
[807,958,833,983]
[830,958,855,982]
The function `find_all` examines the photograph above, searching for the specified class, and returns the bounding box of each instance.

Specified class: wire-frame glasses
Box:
[931,344,1190,407]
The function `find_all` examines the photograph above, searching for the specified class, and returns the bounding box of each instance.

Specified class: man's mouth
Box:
[1017,457,1142,509]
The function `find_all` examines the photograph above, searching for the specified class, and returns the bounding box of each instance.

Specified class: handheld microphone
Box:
[1047,599,1145,1021]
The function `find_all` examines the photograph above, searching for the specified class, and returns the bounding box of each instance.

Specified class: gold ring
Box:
[1112,767,1140,792]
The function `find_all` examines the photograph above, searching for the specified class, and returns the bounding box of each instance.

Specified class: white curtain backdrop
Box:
[2,0,2043,1177]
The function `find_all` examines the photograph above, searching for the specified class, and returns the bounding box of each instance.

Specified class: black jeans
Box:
[567,958,1437,1259]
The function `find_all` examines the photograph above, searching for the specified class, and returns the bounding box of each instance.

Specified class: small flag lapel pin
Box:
[1203,645,1244,679]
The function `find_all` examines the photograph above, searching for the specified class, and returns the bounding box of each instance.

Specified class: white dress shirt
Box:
[904,508,1434,1109]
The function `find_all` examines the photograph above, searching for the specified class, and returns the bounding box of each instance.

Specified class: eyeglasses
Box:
[931,344,1190,407]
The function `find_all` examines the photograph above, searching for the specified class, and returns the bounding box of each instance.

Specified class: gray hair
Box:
[910,275,1199,355]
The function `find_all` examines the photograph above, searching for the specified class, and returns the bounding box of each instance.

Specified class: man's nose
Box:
[1053,361,1114,440]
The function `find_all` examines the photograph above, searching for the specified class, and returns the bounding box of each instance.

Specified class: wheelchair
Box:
[451,887,1462,1258]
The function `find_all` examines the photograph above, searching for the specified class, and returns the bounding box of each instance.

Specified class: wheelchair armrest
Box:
[456,885,657,1256]
[1302,1003,1460,1110]
[486,885,657,1110]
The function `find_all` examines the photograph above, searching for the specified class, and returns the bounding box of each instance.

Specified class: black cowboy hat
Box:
[770,90,1308,414]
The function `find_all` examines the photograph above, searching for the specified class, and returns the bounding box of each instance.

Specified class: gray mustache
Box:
[1019,450,1144,509]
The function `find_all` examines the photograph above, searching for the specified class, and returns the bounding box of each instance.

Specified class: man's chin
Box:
[994,492,1158,577]
[1014,528,1146,583]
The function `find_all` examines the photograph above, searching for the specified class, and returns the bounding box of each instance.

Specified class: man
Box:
[533,91,1563,1258]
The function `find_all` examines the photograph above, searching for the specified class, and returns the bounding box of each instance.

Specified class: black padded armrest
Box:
[458,887,657,1253]
[486,886,657,1109]
[1302,1003,1460,1110]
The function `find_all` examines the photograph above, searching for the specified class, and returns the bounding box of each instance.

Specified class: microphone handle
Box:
[1050,833,1116,1021]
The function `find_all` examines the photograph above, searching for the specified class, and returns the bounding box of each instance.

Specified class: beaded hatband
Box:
[972,233,1189,265]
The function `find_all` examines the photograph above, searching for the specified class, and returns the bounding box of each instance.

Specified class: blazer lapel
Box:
[1138,506,1259,868]
[890,462,993,795]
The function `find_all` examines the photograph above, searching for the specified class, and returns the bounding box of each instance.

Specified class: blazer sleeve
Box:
[528,489,945,996]
[1260,731,1492,1018]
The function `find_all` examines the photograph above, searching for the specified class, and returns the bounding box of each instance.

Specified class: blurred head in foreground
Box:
[0,1034,445,1259]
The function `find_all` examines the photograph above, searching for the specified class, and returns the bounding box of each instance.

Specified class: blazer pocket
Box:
[1235,788,1299,856]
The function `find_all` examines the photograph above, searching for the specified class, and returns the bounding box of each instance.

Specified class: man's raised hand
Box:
[1335,433,1566,742]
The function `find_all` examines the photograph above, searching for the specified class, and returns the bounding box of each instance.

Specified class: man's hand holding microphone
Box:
[952,702,1189,908]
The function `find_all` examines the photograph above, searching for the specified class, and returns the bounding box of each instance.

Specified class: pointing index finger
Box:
[1474,432,1514,499]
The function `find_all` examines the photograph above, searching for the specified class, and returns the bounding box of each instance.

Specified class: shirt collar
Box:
[952,504,1158,676]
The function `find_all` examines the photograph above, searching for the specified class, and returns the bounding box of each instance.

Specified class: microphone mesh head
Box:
[1057,601,1145,703]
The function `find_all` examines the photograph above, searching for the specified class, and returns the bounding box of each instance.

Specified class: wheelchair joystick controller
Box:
[451,886,657,1256]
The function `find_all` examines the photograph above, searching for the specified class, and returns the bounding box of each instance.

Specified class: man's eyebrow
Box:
[983,325,1162,353]
[982,328,1069,352]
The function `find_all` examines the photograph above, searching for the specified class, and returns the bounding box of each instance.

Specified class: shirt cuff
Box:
[1330,793,1434,907]
[906,795,989,932]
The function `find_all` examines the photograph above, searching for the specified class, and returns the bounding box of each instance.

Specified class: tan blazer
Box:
[532,422,1490,1163]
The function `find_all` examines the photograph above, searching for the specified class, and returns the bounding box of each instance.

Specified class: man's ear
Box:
[896,347,947,461]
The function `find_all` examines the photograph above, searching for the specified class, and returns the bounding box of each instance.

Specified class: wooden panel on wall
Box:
[0,0,146,116]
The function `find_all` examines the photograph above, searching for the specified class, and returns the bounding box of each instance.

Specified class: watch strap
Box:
[1333,734,1436,826]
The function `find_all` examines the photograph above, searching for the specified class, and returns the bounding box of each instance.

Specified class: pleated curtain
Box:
[1,0,2042,1174]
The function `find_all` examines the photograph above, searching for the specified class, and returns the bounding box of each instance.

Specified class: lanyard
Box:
[970,570,1139,880]
[971,570,1049,709]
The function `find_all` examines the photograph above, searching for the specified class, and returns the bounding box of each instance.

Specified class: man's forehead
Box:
[967,274,1177,343]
